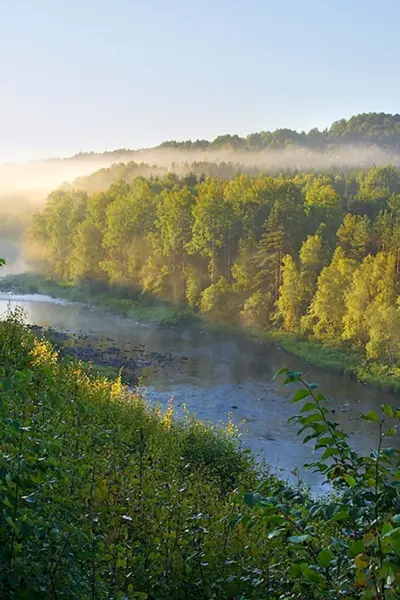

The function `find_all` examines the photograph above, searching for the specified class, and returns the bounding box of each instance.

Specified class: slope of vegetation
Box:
[0,308,260,599]
[23,164,400,390]
[61,113,400,196]
[159,112,400,151]
[0,308,399,599]
[161,113,400,150]
[66,112,400,156]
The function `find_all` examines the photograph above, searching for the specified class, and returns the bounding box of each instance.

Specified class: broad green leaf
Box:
[244,492,262,506]
[382,447,397,459]
[308,414,324,422]
[300,402,318,413]
[302,567,324,582]
[381,404,394,418]
[362,410,379,423]
[355,553,369,568]
[344,475,356,488]
[384,428,396,437]
[349,539,365,557]
[292,389,311,403]
[321,447,339,460]
[272,367,288,381]
[316,436,335,448]
[317,548,333,567]
[382,522,393,536]
[331,509,349,522]
[267,528,285,539]
[283,371,302,385]
[391,536,400,555]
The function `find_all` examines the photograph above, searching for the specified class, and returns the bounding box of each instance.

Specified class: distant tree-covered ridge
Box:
[159,112,400,151]
[57,112,400,195]
[66,112,400,159]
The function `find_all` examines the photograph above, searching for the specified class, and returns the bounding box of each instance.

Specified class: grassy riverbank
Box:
[0,272,199,326]
[2,272,400,394]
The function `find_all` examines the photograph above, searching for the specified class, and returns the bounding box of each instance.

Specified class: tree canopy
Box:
[28,161,400,369]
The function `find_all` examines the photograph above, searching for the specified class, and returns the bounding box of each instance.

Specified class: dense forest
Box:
[28,164,400,373]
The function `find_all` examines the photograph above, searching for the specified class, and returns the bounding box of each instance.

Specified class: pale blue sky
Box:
[1,0,399,162]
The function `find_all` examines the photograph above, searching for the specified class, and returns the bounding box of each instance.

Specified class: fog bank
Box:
[0,143,399,210]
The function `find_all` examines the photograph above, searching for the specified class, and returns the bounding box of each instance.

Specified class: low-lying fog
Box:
[0,143,399,209]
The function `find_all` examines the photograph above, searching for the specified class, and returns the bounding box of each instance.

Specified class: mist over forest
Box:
[2,111,400,213]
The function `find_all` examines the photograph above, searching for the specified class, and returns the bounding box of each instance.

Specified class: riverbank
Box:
[28,324,190,387]
[2,272,400,394]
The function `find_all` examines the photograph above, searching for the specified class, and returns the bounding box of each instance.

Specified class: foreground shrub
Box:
[0,309,275,599]
[242,369,400,599]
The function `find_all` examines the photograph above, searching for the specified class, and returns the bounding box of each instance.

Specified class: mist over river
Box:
[0,287,397,493]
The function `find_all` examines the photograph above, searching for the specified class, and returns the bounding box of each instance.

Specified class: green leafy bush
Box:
[200,278,239,322]
[0,309,271,599]
[242,368,400,599]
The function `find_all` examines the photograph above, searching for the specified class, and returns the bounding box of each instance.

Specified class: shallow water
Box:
[0,291,397,491]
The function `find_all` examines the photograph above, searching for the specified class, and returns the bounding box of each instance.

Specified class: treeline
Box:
[66,161,264,195]
[50,112,400,163]
[30,165,400,365]
[161,113,400,150]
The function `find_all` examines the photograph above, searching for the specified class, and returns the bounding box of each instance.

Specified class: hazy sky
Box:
[1,0,399,162]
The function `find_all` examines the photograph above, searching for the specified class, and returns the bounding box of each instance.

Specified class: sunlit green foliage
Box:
[243,368,400,599]
[0,309,263,599]
[0,311,399,598]
[26,160,400,379]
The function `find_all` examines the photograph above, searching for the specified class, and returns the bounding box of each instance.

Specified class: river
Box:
[0,289,397,492]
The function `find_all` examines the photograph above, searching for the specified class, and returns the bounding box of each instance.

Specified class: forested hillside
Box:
[28,165,400,373]
[57,113,400,199]
[159,112,400,151]
[68,112,400,157]
[2,112,400,241]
